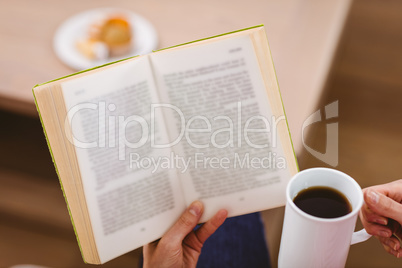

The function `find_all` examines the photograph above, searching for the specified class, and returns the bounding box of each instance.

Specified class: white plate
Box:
[53,8,158,70]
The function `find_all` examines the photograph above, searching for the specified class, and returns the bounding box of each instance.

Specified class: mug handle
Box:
[351,229,372,245]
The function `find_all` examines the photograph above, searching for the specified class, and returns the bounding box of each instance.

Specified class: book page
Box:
[151,35,292,221]
[61,57,185,263]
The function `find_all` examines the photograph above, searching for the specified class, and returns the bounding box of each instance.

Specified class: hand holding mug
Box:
[359,180,402,258]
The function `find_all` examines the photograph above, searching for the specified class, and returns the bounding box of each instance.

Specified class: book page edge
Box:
[249,27,300,175]
[33,85,101,264]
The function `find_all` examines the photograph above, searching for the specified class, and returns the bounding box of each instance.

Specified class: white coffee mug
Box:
[278,168,372,268]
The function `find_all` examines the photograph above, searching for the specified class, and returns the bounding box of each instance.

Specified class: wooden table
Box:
[0,0,351,152]
[0,0,351,266]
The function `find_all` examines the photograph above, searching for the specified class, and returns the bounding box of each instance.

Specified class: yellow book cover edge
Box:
[32,92,86,262]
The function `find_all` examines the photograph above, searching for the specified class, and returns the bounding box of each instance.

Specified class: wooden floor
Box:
[1,0,402,267]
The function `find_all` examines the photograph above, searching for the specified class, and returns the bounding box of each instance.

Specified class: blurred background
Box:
[0,0,401,267]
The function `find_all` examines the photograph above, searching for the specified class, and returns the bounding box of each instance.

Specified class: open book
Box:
[33,25,298,264]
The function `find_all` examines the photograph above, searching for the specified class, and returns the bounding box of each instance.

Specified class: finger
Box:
[162,201,204,245]
[364,190,402,224]
[382,243,401,258]
[379,235,401,252]
[143,244,152,257]
[144,238,160,252]
[386,219,402,235]
[379,236,402,258]
[361,220,392,238]
[143,239,159,257]
[195,209,228,244]
[360,202,388,226]
[366,180,402,202]
[359,206,392,237]
[393,223,402,241]
[183,209,228,252]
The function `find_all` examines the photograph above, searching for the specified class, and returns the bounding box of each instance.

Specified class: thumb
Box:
[365,190,402,224]
[162,201,203,246]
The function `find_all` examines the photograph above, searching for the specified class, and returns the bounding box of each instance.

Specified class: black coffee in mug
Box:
[293,186,352,219]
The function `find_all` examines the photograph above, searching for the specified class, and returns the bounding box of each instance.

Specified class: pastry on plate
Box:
[76,15,132,60]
